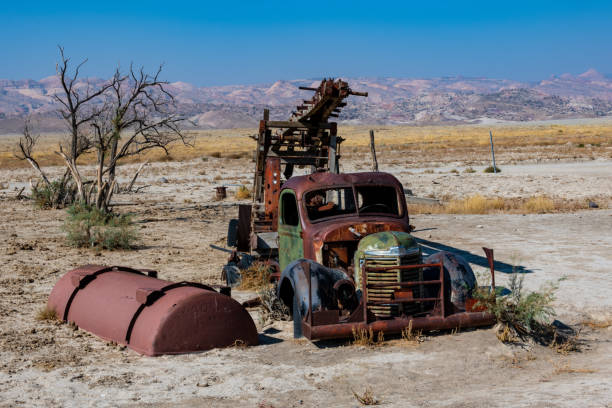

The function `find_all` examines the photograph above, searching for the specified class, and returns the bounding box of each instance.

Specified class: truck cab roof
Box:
[282,171,405,197]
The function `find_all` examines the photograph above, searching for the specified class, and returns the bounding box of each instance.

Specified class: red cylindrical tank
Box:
[48,265,258,356]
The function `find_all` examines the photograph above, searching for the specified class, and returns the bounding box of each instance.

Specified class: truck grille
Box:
[364,251,422,318]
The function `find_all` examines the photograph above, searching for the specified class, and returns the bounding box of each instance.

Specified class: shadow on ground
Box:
[416,238,533,274]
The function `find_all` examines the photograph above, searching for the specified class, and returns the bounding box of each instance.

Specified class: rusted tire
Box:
[423,251,476,313]
[227,219,238,247]
[292,293,303,338]
[278,259,355,338]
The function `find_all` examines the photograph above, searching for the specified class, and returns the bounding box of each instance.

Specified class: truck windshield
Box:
[305,185,401,221]
[305,187,356,221]
[356,185,400,216]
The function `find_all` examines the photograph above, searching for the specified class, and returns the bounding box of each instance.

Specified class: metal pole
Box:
[369,129,378,172]
[489,130,497,173]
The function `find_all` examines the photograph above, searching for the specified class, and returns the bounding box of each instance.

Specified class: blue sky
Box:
[1,1,611,85]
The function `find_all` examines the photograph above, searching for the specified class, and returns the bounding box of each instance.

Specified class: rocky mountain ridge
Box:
[1,70,611,132]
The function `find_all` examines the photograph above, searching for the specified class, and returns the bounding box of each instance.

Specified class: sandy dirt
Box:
[0,152,611,407]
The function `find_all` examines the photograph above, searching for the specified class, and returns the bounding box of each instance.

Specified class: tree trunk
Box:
[95,149,106,210]
[56,149,87,204]
[108,130,120,192]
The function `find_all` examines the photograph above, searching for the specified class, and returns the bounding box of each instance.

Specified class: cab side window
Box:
[281,192,299,226]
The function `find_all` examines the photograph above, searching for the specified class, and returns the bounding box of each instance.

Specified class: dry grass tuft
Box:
[550,329,581,355]
[446,194,505,214]
[36,306,58,321]
[351,327,384,347]
[235,185,252,200]
[524,196,555,213]
[352,387,381,406]
[495,323,518,343]
[230,339,248,349]
[238,262,271,290]
[400,320,424,345]
[408,195,602,215]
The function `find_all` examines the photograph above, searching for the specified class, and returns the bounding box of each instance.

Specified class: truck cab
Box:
[278,171,415,277]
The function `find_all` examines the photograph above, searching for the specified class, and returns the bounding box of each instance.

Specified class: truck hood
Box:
[309,217,410,244]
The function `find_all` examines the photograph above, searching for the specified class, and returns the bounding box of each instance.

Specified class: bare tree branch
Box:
[15,119,51,186]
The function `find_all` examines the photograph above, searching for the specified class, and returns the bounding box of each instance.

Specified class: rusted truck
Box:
[249,170,493,340]
[230,79,495,340]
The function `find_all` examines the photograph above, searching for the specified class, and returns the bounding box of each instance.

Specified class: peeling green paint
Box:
[278,189,304,272]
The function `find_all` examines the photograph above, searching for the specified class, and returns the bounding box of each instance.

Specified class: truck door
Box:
[278,190,304,272]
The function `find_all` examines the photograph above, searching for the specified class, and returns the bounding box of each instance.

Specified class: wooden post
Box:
[489,130,497,173]
[369,129,378,172]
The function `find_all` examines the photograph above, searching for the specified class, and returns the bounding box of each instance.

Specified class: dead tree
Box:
[53,46,113,203]
[90,64,187,211]
[15,47,186,211]
[15,119,77,208]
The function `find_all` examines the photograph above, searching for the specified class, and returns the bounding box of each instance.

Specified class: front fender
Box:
[277,259,353,320]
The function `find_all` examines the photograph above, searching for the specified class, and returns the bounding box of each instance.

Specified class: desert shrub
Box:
[474,273,562,344]
[32,180,77,209]
[63,203,137,250]
[524,196,555,213]
[463,167,476,173]
[483,165,501,173]
[235,185,252,200]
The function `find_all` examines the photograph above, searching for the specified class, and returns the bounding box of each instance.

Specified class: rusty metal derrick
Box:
[249,79,368,246]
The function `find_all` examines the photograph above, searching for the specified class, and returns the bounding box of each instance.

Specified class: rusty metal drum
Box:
[48,265,258,356]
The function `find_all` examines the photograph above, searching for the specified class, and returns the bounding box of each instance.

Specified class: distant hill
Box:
[1,70,611,133]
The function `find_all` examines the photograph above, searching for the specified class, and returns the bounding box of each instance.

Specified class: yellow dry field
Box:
[1,122,611,169]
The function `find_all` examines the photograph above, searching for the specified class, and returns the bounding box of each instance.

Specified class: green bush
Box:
[32,181,76,209]
[474,273,558,340]
[483,166,502,173]
[63,203,137,250]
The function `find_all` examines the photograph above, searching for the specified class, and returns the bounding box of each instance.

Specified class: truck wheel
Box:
[227,219,238,247]
[292,294,303,339]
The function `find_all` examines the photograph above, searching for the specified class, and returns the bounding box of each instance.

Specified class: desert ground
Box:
[0,123,611,407]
